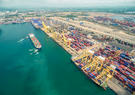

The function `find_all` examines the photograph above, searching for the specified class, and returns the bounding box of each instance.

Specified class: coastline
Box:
[40,27,131,95]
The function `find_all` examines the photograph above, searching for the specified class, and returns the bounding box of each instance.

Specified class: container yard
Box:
[31,16,135,95]
[80,13,135,36]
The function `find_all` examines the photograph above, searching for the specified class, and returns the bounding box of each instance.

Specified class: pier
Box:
[32,18,135,95]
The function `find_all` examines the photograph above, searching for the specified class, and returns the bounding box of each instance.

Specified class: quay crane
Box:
[72,43,101,62]
[81,50,94,70]
[96,66,114,88]
[42,21,53,33]
[61,31,71,48]
[72,49,93,62]
[82,56,105,72]
[52,32,61,39]
[42,21,49,33]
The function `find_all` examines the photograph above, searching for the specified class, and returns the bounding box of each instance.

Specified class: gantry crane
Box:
[62,32,67,45]
[42,21,49,33]
[80,44,101,69]
[96,68,109,82]
[96,65,114,88]
[42,21,53,33]
[52,32,61,39]
[82,55,105,72]
[72,49,93,62]
[91,56,104,71]
[72,49,94,70]
[94,62,103,72]
[61,31,71,48]
[100,74,113,88]
[96,66,114,80]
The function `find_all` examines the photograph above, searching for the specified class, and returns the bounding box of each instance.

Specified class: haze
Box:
[0,0,135,8]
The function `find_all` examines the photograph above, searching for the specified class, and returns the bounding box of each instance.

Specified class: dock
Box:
[32,18,135,95]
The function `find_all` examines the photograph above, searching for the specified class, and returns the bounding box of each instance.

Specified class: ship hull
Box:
[29,33,42,49]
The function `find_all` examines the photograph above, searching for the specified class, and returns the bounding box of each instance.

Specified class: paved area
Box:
[52,17,135,45]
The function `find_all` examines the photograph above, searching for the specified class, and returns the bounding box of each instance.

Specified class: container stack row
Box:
[93,45,135,93]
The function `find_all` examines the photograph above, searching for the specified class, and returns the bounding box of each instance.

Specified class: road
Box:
[51,17,135,45]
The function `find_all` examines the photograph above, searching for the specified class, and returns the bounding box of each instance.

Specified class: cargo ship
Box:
[29,33,41,49]
[31,21,40,29]
[71,56,107,90]
[31,19,42,29]
[71,48,115,90]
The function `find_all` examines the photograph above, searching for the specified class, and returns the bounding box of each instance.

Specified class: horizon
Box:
[0,0,135,8]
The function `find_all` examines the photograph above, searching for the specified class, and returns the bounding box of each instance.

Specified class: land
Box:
[1,10,135,95]
[40,12,135,95]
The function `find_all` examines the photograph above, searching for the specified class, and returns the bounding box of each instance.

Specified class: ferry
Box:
[28,33,41,49]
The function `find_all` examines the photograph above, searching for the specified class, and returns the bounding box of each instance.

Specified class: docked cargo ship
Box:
[29,33,42,49]
[71,55,108,90]
[31,19,42,29]
[71,45,135,93]
[31,21,40,29]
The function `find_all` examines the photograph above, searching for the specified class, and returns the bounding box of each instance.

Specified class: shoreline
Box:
[39,27,131,95]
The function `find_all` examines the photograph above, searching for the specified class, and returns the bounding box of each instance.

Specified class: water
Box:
[0,23,116,95]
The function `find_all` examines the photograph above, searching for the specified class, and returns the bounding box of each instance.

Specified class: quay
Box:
[32,18,135,95]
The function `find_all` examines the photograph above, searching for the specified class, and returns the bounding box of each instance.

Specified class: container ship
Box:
[71,55,108,90]
[71,46,135,93]
[32,21,40,29]
[31,19,42,29]
[29,33,42,49]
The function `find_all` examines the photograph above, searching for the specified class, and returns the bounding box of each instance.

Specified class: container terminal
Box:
[31,17,135,95]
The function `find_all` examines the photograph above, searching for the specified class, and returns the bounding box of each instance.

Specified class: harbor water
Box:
[0,23,116,95]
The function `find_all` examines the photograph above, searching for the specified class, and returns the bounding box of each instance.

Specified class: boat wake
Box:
[35,52,39,55]
[17,36,29,43]
[29,49,33,51]
[29,49,39,55]
[17,38,25,43]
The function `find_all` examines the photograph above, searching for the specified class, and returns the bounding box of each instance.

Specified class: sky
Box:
[0,0,135,8]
